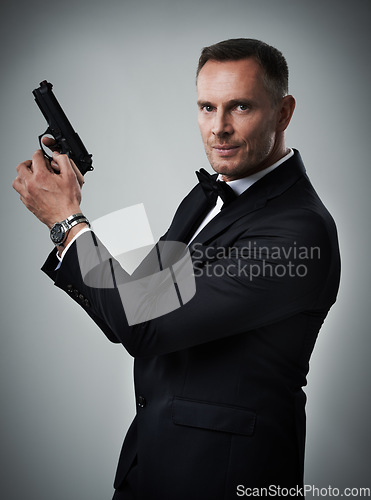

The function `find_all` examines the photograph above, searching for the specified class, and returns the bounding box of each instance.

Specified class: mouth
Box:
[212,144,240,156]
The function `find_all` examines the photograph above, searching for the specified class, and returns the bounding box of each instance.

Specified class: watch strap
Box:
[64,213,90,227]
[65,213,91,230]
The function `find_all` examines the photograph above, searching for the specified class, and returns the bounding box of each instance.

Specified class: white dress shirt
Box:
[188,149,293,244]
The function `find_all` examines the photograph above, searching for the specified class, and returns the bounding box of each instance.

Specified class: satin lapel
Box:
[189,150,306,248]
[164,183,213,244]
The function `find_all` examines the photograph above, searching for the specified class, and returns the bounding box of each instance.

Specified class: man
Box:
[13,39,340,499]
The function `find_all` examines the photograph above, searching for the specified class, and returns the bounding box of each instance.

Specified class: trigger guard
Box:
[38,130,53,162]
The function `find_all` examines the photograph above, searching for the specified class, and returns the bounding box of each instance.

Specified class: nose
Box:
[211,110,233,136]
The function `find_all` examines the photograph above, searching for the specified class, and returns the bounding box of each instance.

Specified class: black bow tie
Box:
[196,168,237,209]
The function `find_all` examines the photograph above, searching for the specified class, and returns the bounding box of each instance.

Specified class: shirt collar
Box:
[217,148,294,196]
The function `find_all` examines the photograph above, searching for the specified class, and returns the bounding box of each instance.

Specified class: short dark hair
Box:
[196,38,289,105]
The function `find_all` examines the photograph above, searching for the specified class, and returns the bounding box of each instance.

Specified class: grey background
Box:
[1,0,370,498]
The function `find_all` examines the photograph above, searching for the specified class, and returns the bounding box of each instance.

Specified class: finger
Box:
[50,156,61,173]
[12,171,28,194]
[50,151,77,179]
[12,175,23,193]
[41,136,59,151]
[31,149,52,173]
[69,158,85,187]
[14,160,32,195]
[16,159,33,175]
[45,156,56,173]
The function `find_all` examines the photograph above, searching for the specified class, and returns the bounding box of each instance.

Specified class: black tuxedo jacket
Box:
[42,150,340,499]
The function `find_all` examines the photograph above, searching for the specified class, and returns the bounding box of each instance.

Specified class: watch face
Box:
[50,223,65,244]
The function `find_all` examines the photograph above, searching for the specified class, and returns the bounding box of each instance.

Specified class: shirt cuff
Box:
[55,227,92,270]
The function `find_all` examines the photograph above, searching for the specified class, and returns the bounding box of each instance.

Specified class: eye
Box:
[200,104,214,113]
[236,103,249,111]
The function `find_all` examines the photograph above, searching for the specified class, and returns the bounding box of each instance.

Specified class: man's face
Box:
[197,58,283,181]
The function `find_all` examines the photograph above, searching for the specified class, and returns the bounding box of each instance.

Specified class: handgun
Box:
[32,80,93,176]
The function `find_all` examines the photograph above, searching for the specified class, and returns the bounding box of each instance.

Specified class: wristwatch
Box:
[50,213,90,246]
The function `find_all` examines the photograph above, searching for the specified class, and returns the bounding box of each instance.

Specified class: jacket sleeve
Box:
[41,205,340,358]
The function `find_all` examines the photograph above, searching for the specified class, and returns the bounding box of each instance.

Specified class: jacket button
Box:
[137,396,146,408]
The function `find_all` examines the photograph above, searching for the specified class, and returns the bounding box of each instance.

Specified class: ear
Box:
[276,95,296,132]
